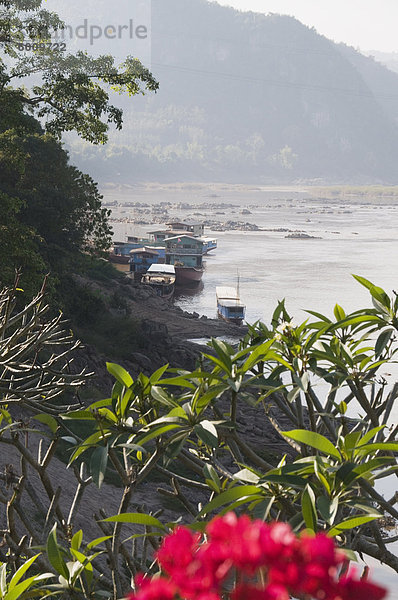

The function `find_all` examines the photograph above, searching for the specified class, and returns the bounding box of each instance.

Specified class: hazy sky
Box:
[215,0,398,52]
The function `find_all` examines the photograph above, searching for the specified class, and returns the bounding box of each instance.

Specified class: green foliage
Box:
[1,1,158,144]
[62,276,398,570]
[0,0,157,301]
[0,555,53,600]
[0,277,398,599]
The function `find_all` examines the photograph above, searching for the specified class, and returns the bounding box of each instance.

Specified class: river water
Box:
[108,184,398,591]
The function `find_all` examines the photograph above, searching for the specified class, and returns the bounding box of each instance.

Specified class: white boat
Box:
[142,264,176,299]
[216,286,246,324]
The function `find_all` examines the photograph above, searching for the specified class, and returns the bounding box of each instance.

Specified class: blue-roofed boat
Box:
[216,286,246,324]
[202,237,218,254]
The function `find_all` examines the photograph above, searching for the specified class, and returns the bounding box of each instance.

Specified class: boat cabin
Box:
[129,248,162,274]
[165,235,204,269]
[216,286,246,324]
[166,221,205,237]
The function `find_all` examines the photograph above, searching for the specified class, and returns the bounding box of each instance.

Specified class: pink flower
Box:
[156,526,200,577]
[127,576,176,600]
[337,571,387,600]
[231,583,289,600]
[129,514,388,600]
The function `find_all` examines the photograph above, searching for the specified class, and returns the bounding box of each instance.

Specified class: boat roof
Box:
[147,264,176,275]
[165,235,204,243]
[218,299,245,308]
[129,248,159,256]
[216,286,240,300]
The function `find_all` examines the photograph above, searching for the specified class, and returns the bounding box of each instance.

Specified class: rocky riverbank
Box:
[71,273,247,394]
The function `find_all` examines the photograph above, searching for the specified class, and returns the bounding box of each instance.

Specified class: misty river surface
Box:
[109,186,398,590]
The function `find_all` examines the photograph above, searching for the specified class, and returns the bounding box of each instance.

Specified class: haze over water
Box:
[110,185,398,324]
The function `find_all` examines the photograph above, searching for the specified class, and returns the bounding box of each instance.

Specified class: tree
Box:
[0,0,159,143]
[0,92,113,293]
[0,191,47,298]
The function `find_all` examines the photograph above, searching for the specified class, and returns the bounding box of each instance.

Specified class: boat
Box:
[216,286,246,324]
[165,235,205,286]
[202,237,218,254]
[174,264,204,285]
[142,264,176,299]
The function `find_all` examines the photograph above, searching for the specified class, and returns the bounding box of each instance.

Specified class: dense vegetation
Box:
[0,276,396,599]
[0,0,157,298]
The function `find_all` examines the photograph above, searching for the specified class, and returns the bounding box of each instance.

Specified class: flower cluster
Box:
[128,513,387,600]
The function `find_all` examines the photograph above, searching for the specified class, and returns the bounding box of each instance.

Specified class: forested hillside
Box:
[60,0,398,183]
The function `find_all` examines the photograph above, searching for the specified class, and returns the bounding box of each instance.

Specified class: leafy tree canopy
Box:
[0,0,158,296]
[0,0,159,143]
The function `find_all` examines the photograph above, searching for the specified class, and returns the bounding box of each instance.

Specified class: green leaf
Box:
[194,420,218,448]
[317,496,339,525]
[68,430,110,465]
[203,464,221,491]
[194,384,226,412]
[242,340,274,372]
[358,442,398,453]
[302,485,317,532]
[61,436,78,445]
[353,275,391,309]
[282,430,341,460]
[71,530,83,552]
[197,485,262,518]
[251,497,275,521]
[334,304,346,321]
[261,474,306,487]
[103,513,166,531]
[306,310,332,323]
[210,339,232,372]
[342,549,358,562]
[158,375,196,390]
[90,445,108,489]
[86,536,113,549]
[293,372,309,392]
[106,363,134,388]
[375,329,394,357]
[62,410,96,421]
[33,414,58,434]
[8,555,40,591]
[151,386,178,408]
[149,364,169,384]
[352,274,377,292]
[356,426,385,448]
[137,424,182,446]
[4,576,43,600]
[46,525,69,580]
[352,457,393,478]
[328,515,379,537]
[234,468,260,484]
[0,564,7,597]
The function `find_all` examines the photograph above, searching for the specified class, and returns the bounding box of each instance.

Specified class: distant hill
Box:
[58,0,398,183]
[365,51,398,75]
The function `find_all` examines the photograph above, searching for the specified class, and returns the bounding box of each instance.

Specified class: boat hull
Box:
[217,310,243,325]
[175,266,204,285]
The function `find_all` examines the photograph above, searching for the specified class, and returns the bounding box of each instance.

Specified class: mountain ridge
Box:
[58,0,398,183]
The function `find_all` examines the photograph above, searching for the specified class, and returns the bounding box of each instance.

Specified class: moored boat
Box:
[142,264,176,299]
[174,264,204,285]
[165,235,205,286]
[202,237,218,254]
[216,286,246,324]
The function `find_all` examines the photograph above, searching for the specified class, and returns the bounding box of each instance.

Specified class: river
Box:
[108,184,398,592]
